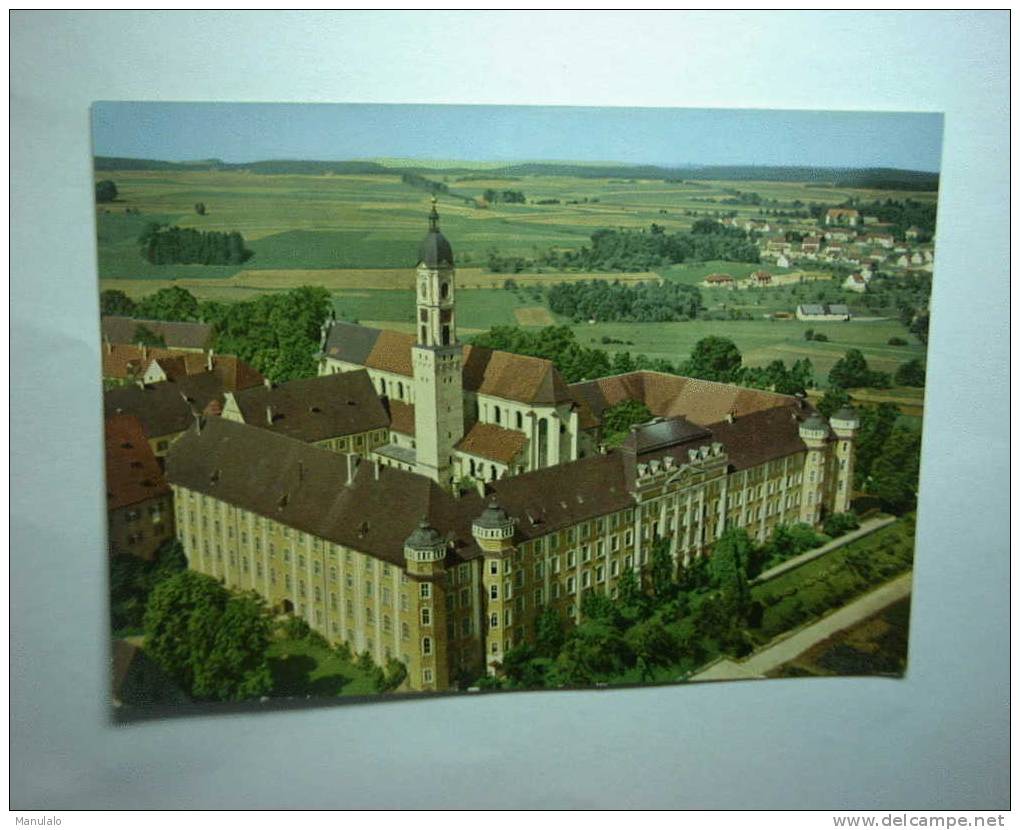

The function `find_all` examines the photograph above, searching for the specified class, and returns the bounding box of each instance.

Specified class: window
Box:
[489,560,499,575]
[567,550,576,568]
[552,583,561,599]
[421,608,431,626]
[611,560,619,577]
[515,411,523,429]
[422,668,433,684]
[567,577,576,594]
[504,608,512,627]
[624,530,633,546]
[596,566,605,583]
[313,561,320,575]
[401,622,410,640]
[611,535,620,552]
[314,586,321,602]
[582,571,591,588]
[490,613,499,628]
[422,637,432,656]
[489,584,498,600]
[330,593,337,611]
[534,588,544,605]
[420,583,431,599]
[383,615,392,633]
[365,581,373,597]
[461,618,472,636]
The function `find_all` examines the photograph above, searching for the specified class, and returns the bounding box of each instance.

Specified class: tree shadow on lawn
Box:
[268,654,354,698]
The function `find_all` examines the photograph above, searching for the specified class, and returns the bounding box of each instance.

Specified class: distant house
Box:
[101,316,214,353]
[704,273,736,288]
[843,273,869,294]
[824,228,855,243]
[866,232,895,249]
[748,270,773,287]
[143,353,265,392]
[825,208,860,226]
[796,303,852,322]
[905,226,922,240]
[800,236,821,255]
[764,235,790,253]
[775,253,792,269]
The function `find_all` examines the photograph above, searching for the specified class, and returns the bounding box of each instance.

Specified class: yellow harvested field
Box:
[514,307,557,326]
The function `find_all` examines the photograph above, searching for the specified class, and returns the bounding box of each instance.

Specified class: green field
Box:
[570,317,925,383]
[95,169,938,280]
[95,166,932,385]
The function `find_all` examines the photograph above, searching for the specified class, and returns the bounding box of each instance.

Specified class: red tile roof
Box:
[105,414,171,511]
[456,422,529,464]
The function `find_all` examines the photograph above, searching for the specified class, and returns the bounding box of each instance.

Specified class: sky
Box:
[91,102,943,172]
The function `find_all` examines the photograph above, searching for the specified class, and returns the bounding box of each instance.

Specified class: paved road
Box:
[691,571,913,682]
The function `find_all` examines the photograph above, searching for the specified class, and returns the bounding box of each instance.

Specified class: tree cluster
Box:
[601,399,653,446]
[547,279,703,323]
[109,539,187,634]
[139,223,252,265]
[199,285,333,382]
[483,188,526,204]
[144,570,273,702]
[95,179,119,203]
[828,349,892,389]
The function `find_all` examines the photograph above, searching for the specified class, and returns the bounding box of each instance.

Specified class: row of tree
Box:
[138,223,252,265]
[546,279,704,323]
[482,188,526,204]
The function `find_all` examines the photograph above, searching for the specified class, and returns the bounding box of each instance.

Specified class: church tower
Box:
[412,199,465,488]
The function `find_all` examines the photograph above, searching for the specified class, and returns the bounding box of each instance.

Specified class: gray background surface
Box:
[10,11,1009,809]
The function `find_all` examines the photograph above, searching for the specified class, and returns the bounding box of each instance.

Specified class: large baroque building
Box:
[164,202,859,693]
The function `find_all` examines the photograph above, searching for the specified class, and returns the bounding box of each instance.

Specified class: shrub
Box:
[823,512,861,538]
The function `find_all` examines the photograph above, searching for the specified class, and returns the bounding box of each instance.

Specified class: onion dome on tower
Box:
[403,517,446,564]
[472,499,515,545]
[418,197,454,268]
[799,412,830,442]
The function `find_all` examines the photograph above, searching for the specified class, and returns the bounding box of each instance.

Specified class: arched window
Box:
[420,325,427,343]
[379,378,387,395]
[515,411,523,430]
[494,407,501,425]
[440,281,449,300]
[397,381,404,399]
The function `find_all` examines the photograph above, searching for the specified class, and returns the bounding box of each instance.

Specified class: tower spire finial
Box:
[429,196,439,232]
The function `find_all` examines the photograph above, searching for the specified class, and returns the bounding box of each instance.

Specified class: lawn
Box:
[266,637,380,698]
[751,516,915,643]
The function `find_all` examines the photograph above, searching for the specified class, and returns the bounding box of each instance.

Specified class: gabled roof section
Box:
[165,418,484,565]
[233,370,389,443]
[487,453,633,539]
[101,316,214,350]
[385,399,416,436]
[567,371,799,429]
[456,422,528,465]
[105,414,170,510]
[105,372,229,438]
